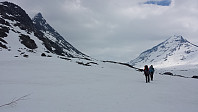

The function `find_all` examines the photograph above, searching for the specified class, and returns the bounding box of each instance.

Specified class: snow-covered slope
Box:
[0,1,89,59]
[0,1,48,58]
[129,35,198,68]
[0,55,198,112]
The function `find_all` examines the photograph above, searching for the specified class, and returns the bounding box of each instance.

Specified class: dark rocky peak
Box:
[32,12,68,44]
[32,13,44,24]
[0,1,34,33]
[34,12,43,19]
[32,12,88,58]
[32,12,54,32]
[167,35,187,43]
[177,36,186,42]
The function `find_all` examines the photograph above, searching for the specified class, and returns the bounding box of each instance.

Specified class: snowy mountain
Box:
[32,13,87,58]
[129,35,198,68]
[0,1,89,59]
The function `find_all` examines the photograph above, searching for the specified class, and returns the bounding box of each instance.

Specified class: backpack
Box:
[144,69,149,75]
[149,66,154,73]
[144,65,149,75]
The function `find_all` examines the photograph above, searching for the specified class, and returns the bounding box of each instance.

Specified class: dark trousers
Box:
[150,72,154,81]
[145,75,150,83]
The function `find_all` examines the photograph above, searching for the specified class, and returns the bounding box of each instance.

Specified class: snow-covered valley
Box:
[0,57,198,112]
[1,1,198,112]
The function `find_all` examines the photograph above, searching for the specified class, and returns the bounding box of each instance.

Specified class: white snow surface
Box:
[0,56,198,112]
[157,64,198,77]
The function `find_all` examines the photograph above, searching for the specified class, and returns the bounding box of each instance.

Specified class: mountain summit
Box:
[129,35,198,68]
[32,12,88,58]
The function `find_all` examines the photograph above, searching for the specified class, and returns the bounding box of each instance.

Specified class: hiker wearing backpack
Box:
[149,65,155,81]
[144,65,150,83]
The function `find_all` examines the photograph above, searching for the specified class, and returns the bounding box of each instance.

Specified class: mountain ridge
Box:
[32,12,88,58]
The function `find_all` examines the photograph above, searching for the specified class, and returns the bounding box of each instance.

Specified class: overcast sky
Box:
[7,0,198,62]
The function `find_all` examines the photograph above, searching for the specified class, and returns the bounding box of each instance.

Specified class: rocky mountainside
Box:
[0,1,89,59]
[129,35,198,68]
[32,13,87,58]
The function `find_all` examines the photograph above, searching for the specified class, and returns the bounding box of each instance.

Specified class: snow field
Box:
[0,57,198,112]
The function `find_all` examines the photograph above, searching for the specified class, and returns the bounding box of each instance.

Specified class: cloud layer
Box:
[10,0,198,62]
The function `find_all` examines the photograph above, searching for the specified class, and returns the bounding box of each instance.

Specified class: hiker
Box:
[149,65,155,81]
[144,65,150,83]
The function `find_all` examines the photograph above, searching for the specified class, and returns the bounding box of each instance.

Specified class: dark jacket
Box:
[144,69,149,76]
[144,65,149,76]
[149,66,154,73]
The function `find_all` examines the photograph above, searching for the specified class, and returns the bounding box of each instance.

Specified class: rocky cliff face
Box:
[0,1,37,49]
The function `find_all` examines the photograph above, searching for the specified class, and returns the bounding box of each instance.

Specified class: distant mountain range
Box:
[129,35,198,68]
[0,1,89,59]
